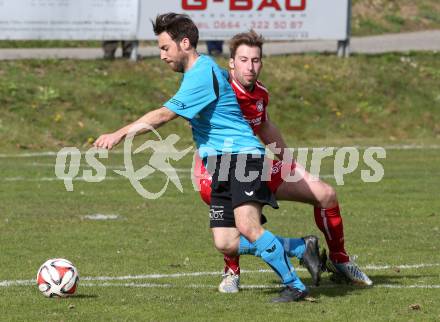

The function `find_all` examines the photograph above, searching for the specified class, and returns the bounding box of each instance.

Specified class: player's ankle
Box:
[329,251,349,264]
[224,266,240,275]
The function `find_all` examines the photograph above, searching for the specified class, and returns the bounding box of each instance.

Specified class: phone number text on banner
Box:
[139,0,349,40]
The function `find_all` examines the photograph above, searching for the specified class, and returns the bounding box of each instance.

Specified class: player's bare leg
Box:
[212,228,323,293]
[212,228,241,293]
[234,202,309,302]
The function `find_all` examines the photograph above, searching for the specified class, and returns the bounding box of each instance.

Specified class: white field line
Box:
[1,144,440,158]
[27,163,193,172]
[13,163,194,173]
[1,263,439,288]
[81,283,440,290]
[26,163,128,170]
[364,263,440,270]
[2,176,121,182]
[11,162,335,179]
[1,166,334,182]
[2,280,440,290]
[1,169,193,182]
[1,175,335,182]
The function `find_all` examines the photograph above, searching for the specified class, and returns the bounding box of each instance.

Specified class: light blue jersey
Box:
[163,55,264,158]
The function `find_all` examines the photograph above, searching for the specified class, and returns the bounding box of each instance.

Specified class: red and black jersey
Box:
[230,77,269,134]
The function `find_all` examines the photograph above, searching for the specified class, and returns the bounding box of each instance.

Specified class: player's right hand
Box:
[93,132,123,150]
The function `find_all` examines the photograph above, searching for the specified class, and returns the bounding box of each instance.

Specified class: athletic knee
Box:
[318,184,338,208]
[214,242,236,255]
[213,235,238,255]
[235,222,263,242]
[234,204,264,241]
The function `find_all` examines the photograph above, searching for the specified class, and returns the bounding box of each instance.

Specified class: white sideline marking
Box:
[83,214,120,221]
[80,283,440,290]
[1,173,334,182]
[2,280,440,290]
[0,280,34,287]
[81,270,226,281]
[27,163,193,173]
[1,174,186,182]
[23,163,335,179]
[1,144,440,158]
[27,163,128,170]
[2,176,122,182]
[365,263,440,270]
[1,263,439,288]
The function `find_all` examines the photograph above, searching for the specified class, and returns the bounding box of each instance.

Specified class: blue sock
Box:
[239,235,305,259]
[275,236,306,259]
[239,235,257,255]
[254,230,306,290]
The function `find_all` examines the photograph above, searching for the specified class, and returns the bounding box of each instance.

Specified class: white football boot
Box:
[218,268,240,293]
[325,255,373,286]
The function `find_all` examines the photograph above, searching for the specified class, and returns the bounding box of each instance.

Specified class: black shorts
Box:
[208,154,278,228]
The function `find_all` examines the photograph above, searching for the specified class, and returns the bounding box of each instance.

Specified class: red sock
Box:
[314,205,349,263]
[223,254,240,275]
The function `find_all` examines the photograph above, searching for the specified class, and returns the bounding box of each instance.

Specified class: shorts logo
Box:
[209,207,224,220]
[244,190,254,196]
[256,99,264,112]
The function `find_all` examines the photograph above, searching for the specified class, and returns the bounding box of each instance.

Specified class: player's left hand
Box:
[93,132,123,150]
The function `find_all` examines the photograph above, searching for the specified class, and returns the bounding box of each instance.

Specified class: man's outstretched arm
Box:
[94,107,178,150]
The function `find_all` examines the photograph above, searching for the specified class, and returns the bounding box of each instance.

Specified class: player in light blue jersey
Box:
[94,13,322,302]
[163,54,264,158]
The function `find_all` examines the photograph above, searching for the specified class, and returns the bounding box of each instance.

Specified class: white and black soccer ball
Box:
[36,258,79,298]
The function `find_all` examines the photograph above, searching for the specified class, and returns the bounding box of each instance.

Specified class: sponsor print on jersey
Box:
[271,160,283,175]
[247,116,262,126]
[168,98,187,109]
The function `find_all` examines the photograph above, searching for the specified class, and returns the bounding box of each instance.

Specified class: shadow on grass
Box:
[240,273,428,299]
[310,273,431,298]
[371,273,439,284]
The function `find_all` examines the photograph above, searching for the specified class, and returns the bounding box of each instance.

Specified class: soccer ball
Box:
[36,258,79,298]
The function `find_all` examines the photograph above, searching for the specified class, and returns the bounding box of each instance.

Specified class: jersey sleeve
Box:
[220,68,230,81]
[164,68,219,119]
[261,89,270,123]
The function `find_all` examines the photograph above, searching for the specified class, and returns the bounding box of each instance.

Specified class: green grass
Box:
[0,46,439,320]
[351,0,440,36]
[0,147,439,321]
[0,40,157,49]
[0,52,439,152]
[0,40,103,49]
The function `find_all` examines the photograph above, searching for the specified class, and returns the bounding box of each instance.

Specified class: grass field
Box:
[0,39,439,320]
[351,0,440,36]
[1,145,439,321]
[1,52,439,151]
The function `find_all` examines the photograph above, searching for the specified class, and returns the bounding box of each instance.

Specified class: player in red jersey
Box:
[194,31,372,292]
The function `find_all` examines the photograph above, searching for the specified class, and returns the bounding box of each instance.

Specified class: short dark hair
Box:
[152,13,199,49]
[229,30,264,58]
